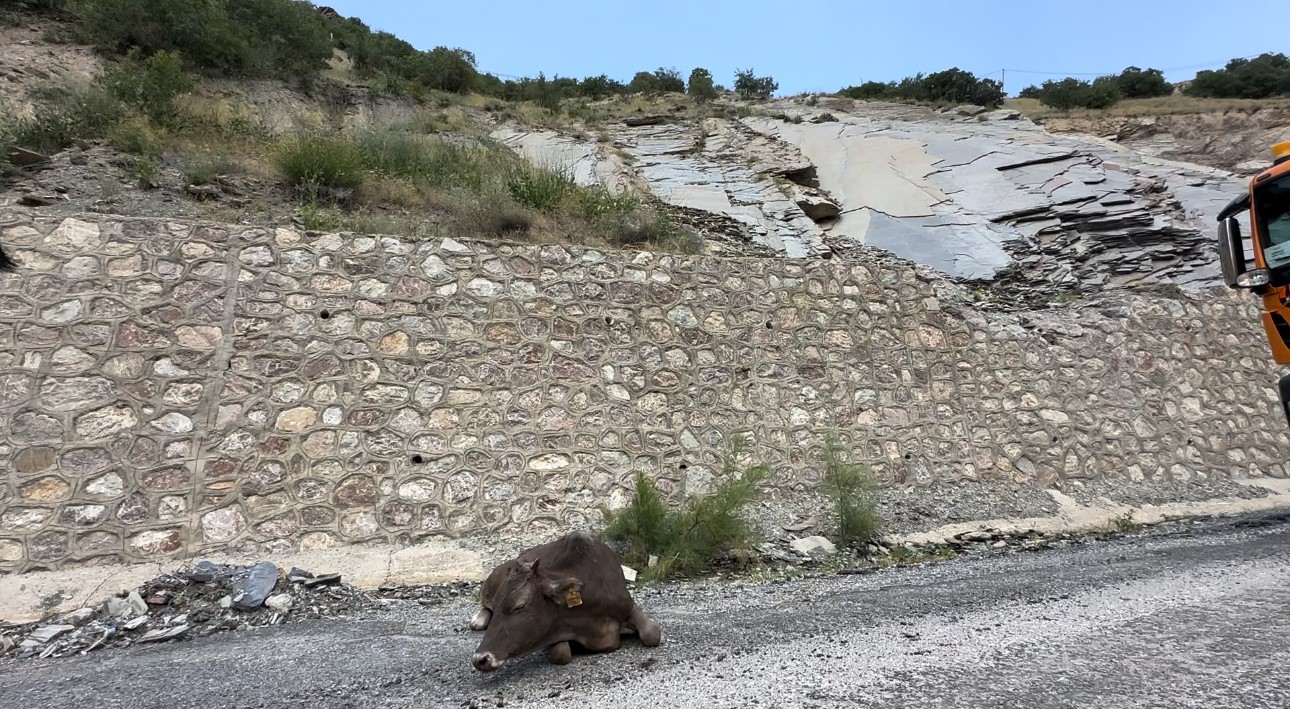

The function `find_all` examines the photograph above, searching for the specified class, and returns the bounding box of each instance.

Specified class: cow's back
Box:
[526,531,633,619]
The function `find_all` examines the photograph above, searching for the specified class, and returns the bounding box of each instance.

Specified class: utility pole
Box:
[1001,68,1006,96]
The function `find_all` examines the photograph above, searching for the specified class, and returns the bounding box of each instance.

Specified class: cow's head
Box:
[471,558,584,673]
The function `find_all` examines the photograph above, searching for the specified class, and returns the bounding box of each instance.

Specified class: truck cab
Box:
[1217,140,1290,426]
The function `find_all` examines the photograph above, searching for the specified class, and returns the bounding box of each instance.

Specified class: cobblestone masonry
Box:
[1,215,1289,573]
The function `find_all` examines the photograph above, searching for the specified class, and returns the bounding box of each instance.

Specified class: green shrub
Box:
[107,115,164,156]
[101,49,197,123]
[628,71,661,95]
[578,74,625,100]
[840,68,1004,107]
[11,81,125,155]
[184,156,239,185]
[0,130,18,178]
[451,194,534,239]
[355,130,511,192]
[616,209,703,254]
[3,0,71,22]
[734,68,778,100]
[818,433,881,548]
[1186,53,1290,99]
[601,432,768,581]
[1115,66,1172,99]
[839,81,896,101]
[652,67,685,94]
[228,0,335,79]
[1036,76,1122,110]
[576,188,640,223]
[505,162,577,211]
[688,67,717,102]
[134,157,160,187]
[276,134,366,193]
[75,0,333,80]
[327,15,478,94]
[298,201,344,232]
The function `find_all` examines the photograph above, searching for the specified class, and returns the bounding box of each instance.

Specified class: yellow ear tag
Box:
[565,589,583,608]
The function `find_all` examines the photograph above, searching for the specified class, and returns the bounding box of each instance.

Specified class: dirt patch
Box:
[0,21,102,118]
[1034,108,1290,175]
[2,140,305,227]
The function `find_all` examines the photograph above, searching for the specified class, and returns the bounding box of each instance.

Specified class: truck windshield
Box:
[1255,172,1290,273]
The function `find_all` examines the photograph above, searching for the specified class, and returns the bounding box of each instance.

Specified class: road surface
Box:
[4,513,1290,708]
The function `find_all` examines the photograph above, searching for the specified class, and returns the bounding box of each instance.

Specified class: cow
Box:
[469,530,662,673]
[0,244,14,272]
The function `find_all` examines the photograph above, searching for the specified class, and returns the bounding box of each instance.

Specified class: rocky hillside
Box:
[493,96,1252,306]
[0,14,1280,310]
[1034,105,1290,176]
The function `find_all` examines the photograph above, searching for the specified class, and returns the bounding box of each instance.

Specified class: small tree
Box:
[628,70,660,95]
[839,81,896,100]
[420,46,478,94]
[734,68,777,100]
[1185,53,1290,99]
[1115,66,1172,99]
[101,48,198,124]
[1086,75,1124,108]
[533,72,561,111]
[653,67,685,94]
[601,432,768,581]
[580,74,623,99]
[687,67,717,102]
[819,433,881,548]
[1017,84,1042,99]
[1037,76,1122,110]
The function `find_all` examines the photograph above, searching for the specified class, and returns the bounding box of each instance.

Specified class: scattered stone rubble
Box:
[0,560,381,660]
[0,515,1194,662]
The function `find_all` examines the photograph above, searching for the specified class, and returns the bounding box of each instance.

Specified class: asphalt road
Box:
[5,514,1290,709]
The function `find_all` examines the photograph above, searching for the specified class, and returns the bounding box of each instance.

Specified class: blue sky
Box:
[323,0,1284,95]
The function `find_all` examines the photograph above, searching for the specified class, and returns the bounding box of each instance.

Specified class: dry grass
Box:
[1007,95,1290,120]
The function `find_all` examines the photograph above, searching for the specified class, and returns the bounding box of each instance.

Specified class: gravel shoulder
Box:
[4,512,1290,709]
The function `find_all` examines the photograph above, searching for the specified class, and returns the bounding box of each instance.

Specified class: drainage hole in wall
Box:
[765,321,772,329]
[904,453,912,460]
[679,463,688,470]
[320,310,332,320]
[411,455,424,465]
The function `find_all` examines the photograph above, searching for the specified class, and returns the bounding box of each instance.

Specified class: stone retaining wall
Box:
[1,215,1287,573]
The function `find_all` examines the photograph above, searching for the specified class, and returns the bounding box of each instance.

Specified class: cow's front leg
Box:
[548,641,572,665]
[469,607,492,631]
[628,604,662,647]
[581,619,623,653]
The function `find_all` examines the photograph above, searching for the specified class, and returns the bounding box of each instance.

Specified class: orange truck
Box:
[1217,140,1290,425]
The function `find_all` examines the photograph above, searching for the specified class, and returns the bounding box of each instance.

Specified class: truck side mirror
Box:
[1218,218,1248,287]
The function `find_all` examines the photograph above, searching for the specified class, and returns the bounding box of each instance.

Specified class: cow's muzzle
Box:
[472,652,501,673]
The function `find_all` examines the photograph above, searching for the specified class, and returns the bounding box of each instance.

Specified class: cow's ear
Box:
[542,576,584,607]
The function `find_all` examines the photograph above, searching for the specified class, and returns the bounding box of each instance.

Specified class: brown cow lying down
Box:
[469,530,662,672]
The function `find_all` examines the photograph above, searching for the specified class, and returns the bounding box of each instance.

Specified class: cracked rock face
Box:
[493,100,1248,301]
[746,105,1247,294]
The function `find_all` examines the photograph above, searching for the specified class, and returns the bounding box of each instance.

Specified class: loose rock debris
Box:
[0,560,382,660]
[0,520,1178,660]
